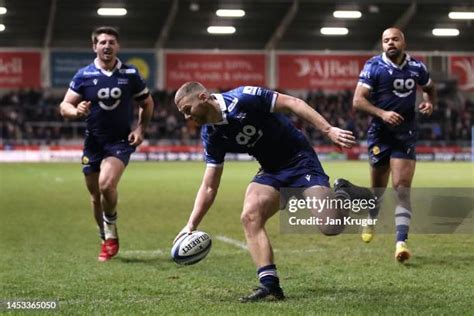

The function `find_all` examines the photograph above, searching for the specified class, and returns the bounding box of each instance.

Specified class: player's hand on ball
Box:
[76,101,91,118]
[172,225,194,245]
[327,127,356,148]
[418,102,433,116]
[381,110,404,126]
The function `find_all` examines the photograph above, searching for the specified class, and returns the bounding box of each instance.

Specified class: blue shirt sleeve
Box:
[358,59,377,90]
[239,86,278,113]
[68,71,85,96]
[201,127,225,166]
[129,67,149,101]
[417,61,431,87]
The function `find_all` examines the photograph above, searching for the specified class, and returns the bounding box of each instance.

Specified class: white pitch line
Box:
[215,235,248,250]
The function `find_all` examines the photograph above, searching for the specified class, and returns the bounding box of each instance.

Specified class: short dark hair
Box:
[174,81,207,105]
[91,26,119,44]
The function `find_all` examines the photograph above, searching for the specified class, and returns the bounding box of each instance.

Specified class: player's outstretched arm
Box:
[129,95,154,146]
[173,165,223,244]
[274,93,355,148]
[353,84,404,126]
[59,89,90,119]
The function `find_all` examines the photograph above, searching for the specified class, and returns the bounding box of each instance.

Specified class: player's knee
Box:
[99,180,116,196]
[240,209,262,229]
[393,182,411,200]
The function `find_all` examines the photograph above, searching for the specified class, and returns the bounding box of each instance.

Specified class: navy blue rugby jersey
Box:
[358,53,431,131]
[68,58,149,141]
[201,86,314,171]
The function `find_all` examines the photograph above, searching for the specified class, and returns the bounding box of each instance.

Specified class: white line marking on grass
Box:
[215,235,248,250]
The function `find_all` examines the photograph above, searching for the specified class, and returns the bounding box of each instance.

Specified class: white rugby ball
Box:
[171,231,212,265]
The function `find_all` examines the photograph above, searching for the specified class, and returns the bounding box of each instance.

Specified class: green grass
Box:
[0,161,473,315]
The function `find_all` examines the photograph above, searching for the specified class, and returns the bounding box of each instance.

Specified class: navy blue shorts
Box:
[252,150,330,190]
[367,124,417,167]
[82,137,136,175]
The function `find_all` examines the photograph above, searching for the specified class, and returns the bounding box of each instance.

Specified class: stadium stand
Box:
[1,87,471,146]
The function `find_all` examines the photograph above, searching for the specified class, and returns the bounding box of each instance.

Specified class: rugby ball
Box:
[171,231,212,265]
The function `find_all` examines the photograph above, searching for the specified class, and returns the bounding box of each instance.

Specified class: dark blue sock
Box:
[396,225,409,242]
[257,264,280,290]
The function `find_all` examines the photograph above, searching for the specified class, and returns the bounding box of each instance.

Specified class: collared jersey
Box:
[201,86,313,171]
[69,58,149,142]
[358,53,431,130]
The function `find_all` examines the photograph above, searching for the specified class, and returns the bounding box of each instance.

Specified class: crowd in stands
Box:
[1,88,472,146]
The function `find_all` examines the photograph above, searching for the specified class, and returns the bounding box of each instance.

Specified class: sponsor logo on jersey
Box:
[235,124,263,147]
[84,71,100,76]
[97,87,122,110]
[392,78,415,98]
[118,78,129,85]
[305,174,311,182]
[408,61,421,68]
[393,90,413,98]
[372,146,380,155]
[119,69,137,74]
[243,86,258,95]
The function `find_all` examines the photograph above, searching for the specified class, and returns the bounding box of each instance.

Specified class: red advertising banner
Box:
[449,55,474,91]
[0,52,41,88]
[166,52,266,89]
[278,53,372,90]
[277,53,426,90]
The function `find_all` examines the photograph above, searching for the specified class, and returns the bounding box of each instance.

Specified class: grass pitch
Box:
[0,161,473,315]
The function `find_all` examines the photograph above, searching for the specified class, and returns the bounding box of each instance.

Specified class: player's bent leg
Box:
[99,157,126,215]
[85,172,115,262]
[241,182,280,268]
[97,157,126,261]
[239,182,285,302]
[333,179,377,214]
[391,158,415,263]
